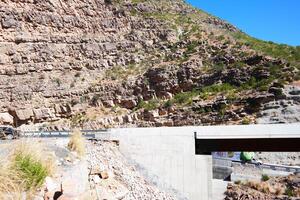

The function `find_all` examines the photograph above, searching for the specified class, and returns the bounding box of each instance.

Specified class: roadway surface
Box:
[213,156,300,173]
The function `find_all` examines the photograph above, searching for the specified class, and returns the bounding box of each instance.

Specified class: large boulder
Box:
[33,108,56,121]
[143,109,159,121]
[1,14,18,29]
[120,99,137,109]
[15,109,34,121]
[0,112,14,124]
[54,104,72,117]
[102,100,115,108]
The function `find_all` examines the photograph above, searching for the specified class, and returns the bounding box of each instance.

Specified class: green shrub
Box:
[240,77,273,91]
[204,107,212,113]
[213,63,225,72]
[241,117,251,125]
[163,100,173,108]
[173,91,197,105]
[131,0,146,3]
[70,113,87,127]
[233,32,300,63]
[218,105,227,117]
[269,64,281,75]
[226,90,238,101]
[186,41,198,55]
[285,187,295,197]
[216,35,225,41]
[171,84,236,105]
[136,99,160,111]
[105,64,147,80]
[235,61,247,68]
[198,83,236,100]
[14,154,48,190]
[201,83,235,94]
[261,174,270,182]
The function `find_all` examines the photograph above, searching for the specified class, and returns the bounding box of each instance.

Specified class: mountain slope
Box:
[0,0,299,129]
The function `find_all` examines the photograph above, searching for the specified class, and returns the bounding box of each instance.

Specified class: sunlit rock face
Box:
[0,0,299,129]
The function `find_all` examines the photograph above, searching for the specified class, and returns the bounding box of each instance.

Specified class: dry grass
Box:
[243,180,285,195]
[273,184,285,196]
[295,188,300,197]
[68,129,86,157]
[0,164,24,200]
[0,139,56,199]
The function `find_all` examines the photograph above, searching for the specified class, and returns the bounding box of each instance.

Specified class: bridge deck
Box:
[195,124,300,139]
[195,124,300,153]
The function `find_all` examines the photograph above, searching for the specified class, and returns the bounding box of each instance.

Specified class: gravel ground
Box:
[86,140,177,200]
[256,152,300,166]
[232,163,263,178]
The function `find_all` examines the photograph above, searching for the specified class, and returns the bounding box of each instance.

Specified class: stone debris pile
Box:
[86,140,177,200]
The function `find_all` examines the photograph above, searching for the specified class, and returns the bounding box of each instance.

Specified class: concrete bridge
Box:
[22,124,300,200]
[107,124,300,200]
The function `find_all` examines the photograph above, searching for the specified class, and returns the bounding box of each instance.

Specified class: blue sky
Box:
[186,0,300,46]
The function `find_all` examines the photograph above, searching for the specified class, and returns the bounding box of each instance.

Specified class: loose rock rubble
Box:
[86,140,177,200]
[225,174,300,200]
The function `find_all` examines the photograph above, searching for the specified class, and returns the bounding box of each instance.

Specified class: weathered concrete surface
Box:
[212,179,227,200]
[106,127,213,200]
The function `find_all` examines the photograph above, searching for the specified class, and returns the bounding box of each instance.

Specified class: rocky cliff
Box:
[0,0,300,129]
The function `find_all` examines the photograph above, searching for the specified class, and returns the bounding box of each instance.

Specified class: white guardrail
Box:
[21,129,110,138]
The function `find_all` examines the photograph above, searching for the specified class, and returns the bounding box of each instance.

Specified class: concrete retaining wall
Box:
[108,127,213,200]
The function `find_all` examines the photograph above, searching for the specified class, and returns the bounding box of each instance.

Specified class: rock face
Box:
[0,0,299,129]
[257,84,300,124]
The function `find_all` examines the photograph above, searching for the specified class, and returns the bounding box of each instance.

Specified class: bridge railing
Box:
[213,156,300,173]
[21,129,110,139]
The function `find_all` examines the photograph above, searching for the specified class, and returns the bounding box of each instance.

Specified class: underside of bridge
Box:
[194,124,300,155]
[195,137,300,154]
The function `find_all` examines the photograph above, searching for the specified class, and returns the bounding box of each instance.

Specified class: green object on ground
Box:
[240,152,255,162]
